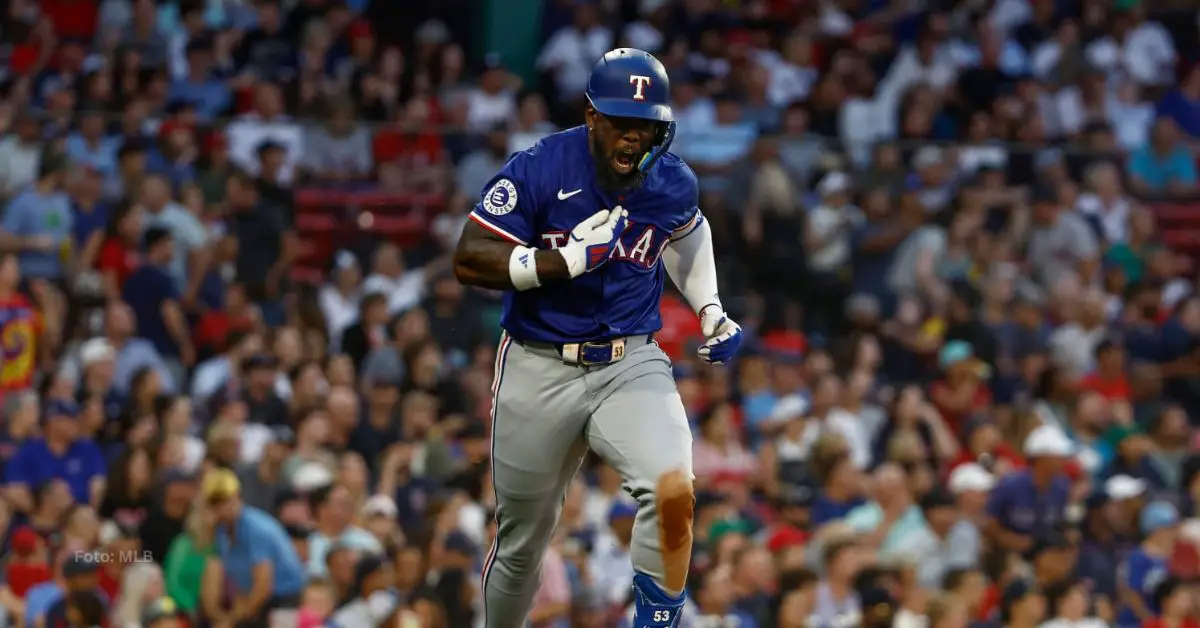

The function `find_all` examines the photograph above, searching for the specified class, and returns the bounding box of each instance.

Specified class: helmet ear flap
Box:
[638,120,676,173]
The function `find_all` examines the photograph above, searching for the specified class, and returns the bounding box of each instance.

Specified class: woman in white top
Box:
[1038,579,1109,628]
[327,553,404,628]
[112,563,166,628]
[318,251,363,352]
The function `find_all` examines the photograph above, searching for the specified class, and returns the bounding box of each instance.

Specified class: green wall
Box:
[481,0,543,86]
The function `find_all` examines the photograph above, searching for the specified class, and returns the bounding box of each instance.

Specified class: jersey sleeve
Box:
[468,152,540,246]
[667,162,703,241]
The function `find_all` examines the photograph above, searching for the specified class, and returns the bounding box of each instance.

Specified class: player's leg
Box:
[483,333,591,628]
[585,341,693,627]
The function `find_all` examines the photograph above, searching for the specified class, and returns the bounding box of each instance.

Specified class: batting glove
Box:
[558,207,629,278]
[697,304,743,365]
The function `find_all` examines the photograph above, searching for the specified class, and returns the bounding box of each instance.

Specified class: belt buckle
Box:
[578,338,626,365]
[578,341,609,366]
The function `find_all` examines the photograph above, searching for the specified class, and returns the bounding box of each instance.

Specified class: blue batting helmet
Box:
[585,48,676,173]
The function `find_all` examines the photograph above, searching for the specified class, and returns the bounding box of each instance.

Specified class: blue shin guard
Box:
[632,572,685,627]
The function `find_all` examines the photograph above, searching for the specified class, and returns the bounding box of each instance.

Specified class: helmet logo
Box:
[629,75,652,101]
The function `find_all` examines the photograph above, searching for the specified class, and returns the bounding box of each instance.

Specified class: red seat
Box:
[290,187,448,273]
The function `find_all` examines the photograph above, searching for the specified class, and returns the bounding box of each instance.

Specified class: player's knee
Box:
[654,468,695,552]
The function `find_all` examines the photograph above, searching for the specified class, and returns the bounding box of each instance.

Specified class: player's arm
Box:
[661,212,720,317]
[455,209,627,291]
[452,220,571,291]
[662,209,742,365]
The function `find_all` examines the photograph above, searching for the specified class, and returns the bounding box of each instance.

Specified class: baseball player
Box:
[453,48,743,627]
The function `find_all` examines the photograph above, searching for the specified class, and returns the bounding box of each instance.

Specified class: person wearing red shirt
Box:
[95,201,143,300]
[1079,340,1131,402]
[765,487,812,554]
[41,0,99,41]
[4,527,53,600]
[1143,576,1200,628]
[947,419,1025,478]
[930,341,993,435]
[194,283,256,358]
[374,98,447,193]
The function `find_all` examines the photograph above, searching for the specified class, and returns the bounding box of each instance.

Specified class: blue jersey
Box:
[468,126,702,343]
[1116,547,1169,627]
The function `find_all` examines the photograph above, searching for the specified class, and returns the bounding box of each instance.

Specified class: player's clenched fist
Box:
[557,207,629,278]
[697,304,743,365]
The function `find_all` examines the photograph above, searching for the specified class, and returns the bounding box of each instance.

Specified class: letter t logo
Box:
[629,75,652,101]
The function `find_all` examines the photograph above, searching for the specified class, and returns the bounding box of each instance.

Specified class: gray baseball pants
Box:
[481,332,694,627]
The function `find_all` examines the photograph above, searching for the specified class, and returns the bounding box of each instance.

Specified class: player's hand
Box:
[557,207,629,278]
[697,304,743,365]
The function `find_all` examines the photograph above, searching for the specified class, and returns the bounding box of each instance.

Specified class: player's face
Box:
[588,108,657,187]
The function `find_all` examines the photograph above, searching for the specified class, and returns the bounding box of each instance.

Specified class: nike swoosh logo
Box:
[557,189,582,200]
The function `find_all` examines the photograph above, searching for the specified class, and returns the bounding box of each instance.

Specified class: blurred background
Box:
[0,0,1199,627]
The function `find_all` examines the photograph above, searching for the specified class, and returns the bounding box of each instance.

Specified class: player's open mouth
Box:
[613,150,637,174]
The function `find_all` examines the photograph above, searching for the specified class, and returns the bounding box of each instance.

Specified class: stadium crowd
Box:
[0,0,1200,626]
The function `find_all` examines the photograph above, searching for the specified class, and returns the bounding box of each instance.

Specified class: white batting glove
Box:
[557,207,629,278]
[697,304,743,365]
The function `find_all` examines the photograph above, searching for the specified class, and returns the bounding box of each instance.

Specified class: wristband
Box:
[509,246,541,291]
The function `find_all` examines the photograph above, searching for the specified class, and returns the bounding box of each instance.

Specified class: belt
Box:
[518,335,650,366]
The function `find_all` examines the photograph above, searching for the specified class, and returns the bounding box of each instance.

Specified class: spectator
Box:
[1026,184,1100,292]
[1145,577,1200,628]
[0,114,43,198]
[140,174,209,299]
[1,153,74,285]
[140,596,187,628]
[306,483,381,577]
[66,110,121,175]
[457,124,515,207]
[1041,578,1109,628]
[225,170,295,325]
[141,467,198,564]
[1129,118,1198,198]
[1118,501,1182,626]
[6,399,105,512]
[1157,64,1200,139]
[692,403,756,489]
[169,38,233,123]
[304,99,374,184]
[813,536,865,627]
[226,84,304,184]
[537,3,612,107]
[123,227,194,378]
[0,253,42,394]
[112,562,165,627]
[234,0,296,84]
[463,53,517,134]
[1000,579,1047,628]
[205,467,306,627]
[987,425,1073,552]
[327,552,401,627]
[25,553,106,628]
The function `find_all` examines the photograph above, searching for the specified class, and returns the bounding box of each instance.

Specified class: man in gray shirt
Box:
[140,174,210,297]
[898,489,982,589]
[1025,185,1099,290]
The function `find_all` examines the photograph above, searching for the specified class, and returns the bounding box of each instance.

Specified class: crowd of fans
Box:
[0,0,1199,627]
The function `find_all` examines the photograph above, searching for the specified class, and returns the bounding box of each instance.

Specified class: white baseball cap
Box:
[292,463,334,492]
[1104,475,1147,501]
[361,494,399,520]
[1023,425,1075,458]
[948,463,996,494]
[768,395,809,423]
[80,337,116,366]
[817,172,851,197]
